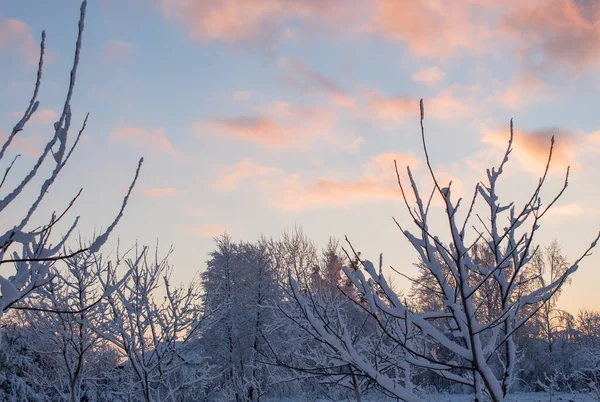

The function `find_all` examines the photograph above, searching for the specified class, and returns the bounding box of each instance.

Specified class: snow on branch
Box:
[0,0,143,316]
[287,99,599,402]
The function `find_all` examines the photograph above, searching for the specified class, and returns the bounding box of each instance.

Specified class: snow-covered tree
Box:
[572,346,600,400]
[268,227,319,292]
[310,237,345,295]
[284,255,417,401]
[0,317,43,401]
[529,240,573,351]
[576,309,600,348]
[289,100,599,402]
[0,0,143,315]
[16,244,120,402]
[200,234,280,401]
[97,245,207,402]
[261,234,394,401]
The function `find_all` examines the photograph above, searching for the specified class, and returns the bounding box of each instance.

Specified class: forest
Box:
[1,2,599,402]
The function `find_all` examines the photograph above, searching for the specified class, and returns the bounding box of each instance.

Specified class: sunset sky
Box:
[1,0,599,313]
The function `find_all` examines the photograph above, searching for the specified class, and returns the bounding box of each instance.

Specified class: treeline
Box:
[1,230,598,401]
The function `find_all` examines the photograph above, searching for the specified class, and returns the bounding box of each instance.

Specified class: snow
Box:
[265,392,596,402]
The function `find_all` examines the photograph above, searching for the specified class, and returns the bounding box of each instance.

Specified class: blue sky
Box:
[1,0,599,312]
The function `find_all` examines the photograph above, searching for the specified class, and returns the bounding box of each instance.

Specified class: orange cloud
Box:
[155,0,600,77]
[483,126,576,173]
[215,159,282,190]
[365,91,417,124]
[103,40,132,62]
[266,151,420,210]
[502,0,600,73]
[306,177,398,203]
[427,86,478,122]
[487,75,552,109]
[0,18,38,65]
[157,0,352,45]
[199,102,334,148]
[110,126,175,154]
[412,67,446,86]
[368,152,421,173]
[367,0,492,58]
[187,224,228,237]
[267,175,398,210]
[200,115,287,146]
[142,187,180,197]
[364,86,476,125]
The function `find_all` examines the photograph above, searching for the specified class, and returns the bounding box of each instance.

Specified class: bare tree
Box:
[286,255,418,402]
[576,309,600,348]
[265,235,393,402]
[289,100,599,402]
[97,244,208,402]
[530,240,573,352]
[0,0,143,315]
[17,246,119,401]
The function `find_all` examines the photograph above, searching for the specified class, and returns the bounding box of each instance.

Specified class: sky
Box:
[0,0,599,314]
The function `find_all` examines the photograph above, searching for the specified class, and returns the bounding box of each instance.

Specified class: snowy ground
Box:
[427,392,596,401]
[267,392,597,401]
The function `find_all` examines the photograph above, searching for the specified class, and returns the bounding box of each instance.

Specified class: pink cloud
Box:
[155,0,600,76]
[427,86,479,122]
[412,67,446,86]
[215,159,282,190]
[366,0,493,58]
[487,75,552,109]
[306,177,398,202]
[157,0,353,46]
[369,152,420,173]
[141,187,180,197]
[502,0,600,73]
[200,115,288,146]
[364,86,476,125]
[110,126,175,154]
[265,151,420,210]
[0,18,38,65]
[187,224,228,237]
[198,101,335,149]
[271,176,398,210]
[365,91,417,124]
[103,40,132,62]
[483,126,576,173]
